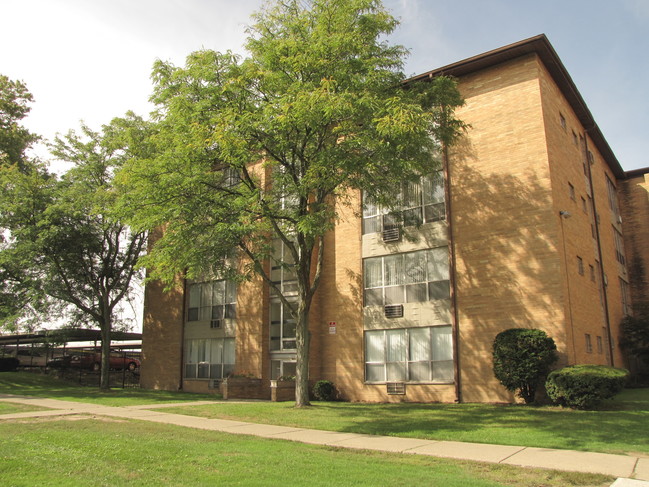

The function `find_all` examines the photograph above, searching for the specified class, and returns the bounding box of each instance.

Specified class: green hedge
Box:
[545,364,629,410]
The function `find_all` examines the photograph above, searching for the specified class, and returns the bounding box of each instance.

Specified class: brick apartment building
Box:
[140,35,649,403]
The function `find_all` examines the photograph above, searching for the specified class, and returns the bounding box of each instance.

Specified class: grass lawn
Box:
[0,418,612,487]
[0,371,217,406]
[0,401,49,415]
[155,388,649,456]
[2,371,647,457]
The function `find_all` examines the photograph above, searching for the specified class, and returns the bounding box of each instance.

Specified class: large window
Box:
[270,299,297,351]
[364,248,449,306]
[187,280,236,322]
[270,240,298,351]
[620,278,631,316]
[613,227,626,266]
[365,326,453,383]
[184,338,235,379]
[362,173,445,235]
[606,175,620,219]
[270,240,297,296]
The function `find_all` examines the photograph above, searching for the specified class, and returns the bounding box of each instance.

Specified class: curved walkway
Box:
[1,394,647,486]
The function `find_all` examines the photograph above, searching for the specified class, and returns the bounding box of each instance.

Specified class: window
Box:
[581,197,587,213]
[588,196,596,239]
[270,240,297,296]
[223,167,241,187]
[560,113,566,130]
[606,175,620,219]
[271,360,296,380]
[572,130,578,146]
[187,280,236,322]
[365,326,453,383]
[613,227,626,266]
[596,336,603,354]
[585,334,593,354]
[184,338,235,379]
[620,278,631,316]
[364,248,450,306]
[589,264,595,282]
[270,239,298,351]
[362,172,445,235]
[270,300,297,351]
[577,256,584,276]
[568,182,575,201]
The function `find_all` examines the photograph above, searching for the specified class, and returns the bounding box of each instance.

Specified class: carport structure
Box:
[0,329,141,377]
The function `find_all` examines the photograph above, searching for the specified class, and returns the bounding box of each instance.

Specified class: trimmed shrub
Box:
[493,328,558,403]
[0,357,20,372]
[312,380,336,401]
[545,364,629,410]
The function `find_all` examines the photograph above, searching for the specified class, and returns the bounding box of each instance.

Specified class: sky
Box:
[2,0,648,172]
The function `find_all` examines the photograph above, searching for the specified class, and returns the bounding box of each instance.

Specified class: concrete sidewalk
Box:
[1,394,647,485]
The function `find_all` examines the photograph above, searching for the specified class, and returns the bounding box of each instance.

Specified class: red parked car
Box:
[69,353,140,372]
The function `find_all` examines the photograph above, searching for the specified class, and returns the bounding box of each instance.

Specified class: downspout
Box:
[442,134,462,404]
[180,277,188,390]
[558,211,578,362]
[584,132,615,366]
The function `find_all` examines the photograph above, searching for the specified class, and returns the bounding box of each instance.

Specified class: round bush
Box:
[312,380,336,401]
[493,328,558,403]
[545,365,629,410]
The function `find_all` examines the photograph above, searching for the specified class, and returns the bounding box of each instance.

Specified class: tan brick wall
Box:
[450,54,565,403]
[621,173,649,312]
[140,276,184,391]
[235,271,266,379]
[313,192,365,399]
[539,60,620,367]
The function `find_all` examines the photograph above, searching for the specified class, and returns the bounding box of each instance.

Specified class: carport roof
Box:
[0,329,141,346]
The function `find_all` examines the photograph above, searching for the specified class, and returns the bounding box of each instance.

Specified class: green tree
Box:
[0,75,39,169]
[492,328,558,404]
[0,116,149,389]
[119,0,464,406]
[0,75,43,326]
[620,313,649,363]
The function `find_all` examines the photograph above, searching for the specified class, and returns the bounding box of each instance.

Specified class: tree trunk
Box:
[99,311,112,390]
[294,307,311,407]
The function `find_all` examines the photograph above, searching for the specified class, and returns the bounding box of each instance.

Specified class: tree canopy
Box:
[0,115,149,389]
[119,0,464,405]
[0,75,39,169]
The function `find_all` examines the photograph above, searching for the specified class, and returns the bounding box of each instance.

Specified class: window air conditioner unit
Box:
[387,382,406,395]
[617,215,623,224]
[210,319,222,329]
[384,304,403,318]
[382,226,401,242]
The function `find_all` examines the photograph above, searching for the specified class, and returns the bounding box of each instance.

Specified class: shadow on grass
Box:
[307,389,649,453]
